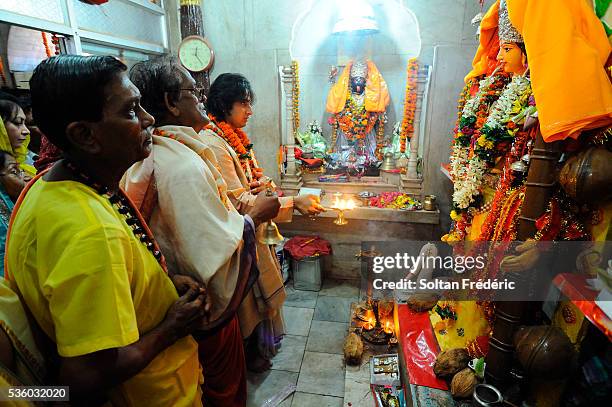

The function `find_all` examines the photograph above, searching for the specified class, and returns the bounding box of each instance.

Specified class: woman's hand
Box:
[294,194,325,215]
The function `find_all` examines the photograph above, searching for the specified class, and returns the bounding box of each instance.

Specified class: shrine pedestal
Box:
[280,171,439,279]
[279,208,439,280]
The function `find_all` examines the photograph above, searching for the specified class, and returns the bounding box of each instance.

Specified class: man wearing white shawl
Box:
[123,56,280,407]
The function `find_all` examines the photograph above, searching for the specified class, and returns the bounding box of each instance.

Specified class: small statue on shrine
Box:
[326,60,390,173]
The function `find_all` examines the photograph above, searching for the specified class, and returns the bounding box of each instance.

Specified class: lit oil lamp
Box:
[383,320,394,335]
[328,194,356,226]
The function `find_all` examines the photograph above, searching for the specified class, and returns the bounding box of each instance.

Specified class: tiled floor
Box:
[246,278,360,407]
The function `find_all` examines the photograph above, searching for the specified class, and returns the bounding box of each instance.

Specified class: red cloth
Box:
[299,157,323,168]
[284,235,331,260]
[397,304,448,390]
[34,135,62,172]
[196,316,247,407]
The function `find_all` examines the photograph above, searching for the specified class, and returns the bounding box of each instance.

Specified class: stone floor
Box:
[246,278,371,407]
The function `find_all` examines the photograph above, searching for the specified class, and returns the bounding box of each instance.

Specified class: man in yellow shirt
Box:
[5,55,205,406]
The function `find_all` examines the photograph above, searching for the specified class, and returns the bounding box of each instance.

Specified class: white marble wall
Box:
[202,0,494,229]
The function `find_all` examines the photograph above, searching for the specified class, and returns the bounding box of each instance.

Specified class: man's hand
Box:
[161,287,207,340]
[170,274,211,322]
[294,194,325,215]
[171,274,202,295]
[246,192,281,227]
[500,240,540,273]
[248,180,267,195]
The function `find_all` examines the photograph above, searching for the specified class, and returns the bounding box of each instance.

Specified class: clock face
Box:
[178,36,214,72]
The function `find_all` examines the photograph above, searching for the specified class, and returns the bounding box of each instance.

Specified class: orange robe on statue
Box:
[507,0,612,142]
[326,60,390,114]
[465,0,502,82]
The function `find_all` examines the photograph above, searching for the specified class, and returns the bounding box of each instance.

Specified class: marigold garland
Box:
[207,114,263,181]
[41,32,52,58]
[477,128,534,242]
[375,114,386,160]
[400,58,419,153]
[330,122,338,152]
[291,60,300,135]
[331,95,379,142]
[0,56,6,87]
[51,34,61,55]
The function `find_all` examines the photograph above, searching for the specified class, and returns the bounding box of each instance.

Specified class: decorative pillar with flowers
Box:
[279,64,303,195]
[401,63,430,193]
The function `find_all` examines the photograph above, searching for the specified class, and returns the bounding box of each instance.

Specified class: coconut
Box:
[407,293,439,312]
[343,332,364,365]
[433,348,470,378]
[451,368,478,398]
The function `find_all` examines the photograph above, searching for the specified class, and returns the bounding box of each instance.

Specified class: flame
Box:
[332,196,356,210]
[384,320,394,334]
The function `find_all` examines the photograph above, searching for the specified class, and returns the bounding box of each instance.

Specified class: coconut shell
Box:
[451,368,478,398]
[407,294,439,312]
[433,348,470,378]
[343,332,364,365]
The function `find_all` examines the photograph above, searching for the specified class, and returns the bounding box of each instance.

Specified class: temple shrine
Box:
[0,0,610,406]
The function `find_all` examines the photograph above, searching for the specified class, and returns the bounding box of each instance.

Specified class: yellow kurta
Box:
[6,179,202,407]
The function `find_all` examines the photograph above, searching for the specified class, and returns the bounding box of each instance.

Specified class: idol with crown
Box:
[444,0,534,244]
[432,0,537,357]
[325,59,390,175]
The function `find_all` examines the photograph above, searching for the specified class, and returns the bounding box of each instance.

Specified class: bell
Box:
[257,187,284,245]
[381,152,396,171]
[258,220,284,245]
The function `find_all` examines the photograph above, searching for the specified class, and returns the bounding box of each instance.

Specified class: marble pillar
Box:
[279,65,303,195]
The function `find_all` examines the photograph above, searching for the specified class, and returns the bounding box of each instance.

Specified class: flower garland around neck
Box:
[449,73,509,191]
[452,74,530,215]
[206,114,263,181]
[443,72,511,243]
[332,95,379,143]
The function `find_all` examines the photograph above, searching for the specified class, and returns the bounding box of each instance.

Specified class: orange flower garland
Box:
[400,58,418,153]
[41,32,52,58]
[207,114,263,181]
[0,56,6,87]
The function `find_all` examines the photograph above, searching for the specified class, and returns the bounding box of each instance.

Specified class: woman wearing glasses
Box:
[0,118,28,278]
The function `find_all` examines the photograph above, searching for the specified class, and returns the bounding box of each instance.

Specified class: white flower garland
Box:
[449,75,496,211]
[483,75,530,130]
[461,75,496,119]
[452,75,531,211]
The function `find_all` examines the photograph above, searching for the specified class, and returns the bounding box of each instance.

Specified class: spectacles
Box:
[179,87,206,102]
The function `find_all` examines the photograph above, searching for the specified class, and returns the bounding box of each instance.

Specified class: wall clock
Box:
[178,35,214,72]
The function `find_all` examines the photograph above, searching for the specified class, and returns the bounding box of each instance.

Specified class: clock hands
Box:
[193,48,204,65]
